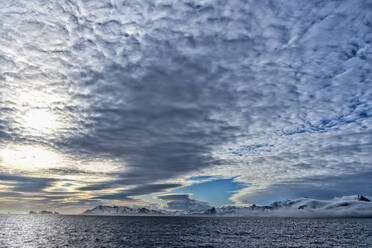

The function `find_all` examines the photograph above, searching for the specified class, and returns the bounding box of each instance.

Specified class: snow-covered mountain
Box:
[204,195,372,217]
[83,205,164,215]
[83,195,372,217]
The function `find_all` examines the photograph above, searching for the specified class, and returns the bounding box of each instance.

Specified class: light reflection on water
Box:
[1,215,372,248]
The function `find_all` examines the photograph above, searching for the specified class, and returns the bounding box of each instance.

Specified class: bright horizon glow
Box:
[0,145,64,171]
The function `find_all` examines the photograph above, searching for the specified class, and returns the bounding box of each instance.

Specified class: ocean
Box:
[1,215,372,247]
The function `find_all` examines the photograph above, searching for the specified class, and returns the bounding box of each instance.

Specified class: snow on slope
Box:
[210,195,372,217]
[83,195,372,217]
[83,205,164,215]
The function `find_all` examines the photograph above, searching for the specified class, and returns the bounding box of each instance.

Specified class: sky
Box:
[0,0,371,214]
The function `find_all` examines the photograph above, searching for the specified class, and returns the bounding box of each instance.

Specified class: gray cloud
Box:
[0,174,57,193]
[157,194,191,201]
[158,194,211,212]
[92,183,182,200]
[0,0,371,211]
[238,170,372,205]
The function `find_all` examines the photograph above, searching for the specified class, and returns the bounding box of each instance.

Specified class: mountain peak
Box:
[83,205,164,215]
[357,195,371,202]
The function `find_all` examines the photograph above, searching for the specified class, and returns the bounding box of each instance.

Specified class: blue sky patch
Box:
[171,178,247,206]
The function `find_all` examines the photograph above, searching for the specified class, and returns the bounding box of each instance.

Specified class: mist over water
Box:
[1,215,372,247]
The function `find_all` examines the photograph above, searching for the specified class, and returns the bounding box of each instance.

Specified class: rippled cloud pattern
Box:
[0,0,371,213]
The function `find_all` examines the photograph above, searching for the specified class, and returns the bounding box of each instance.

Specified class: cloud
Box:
[0,0,371,212]
[157,194,191,201]
[157,194,211,212]
[235,170,372,205]
[92,183,182,200]
[0,174,57,193]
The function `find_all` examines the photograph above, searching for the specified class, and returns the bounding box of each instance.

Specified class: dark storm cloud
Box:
[0,0,372,209]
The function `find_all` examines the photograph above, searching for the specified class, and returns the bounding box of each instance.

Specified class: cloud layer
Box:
[157,194,211,212]
[0,0,371,212]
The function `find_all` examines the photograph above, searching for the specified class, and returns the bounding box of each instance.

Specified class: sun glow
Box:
[22,108,61,135]
[0,145,64,171]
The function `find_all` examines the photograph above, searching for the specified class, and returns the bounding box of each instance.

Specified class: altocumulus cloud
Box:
[0,0,371,212]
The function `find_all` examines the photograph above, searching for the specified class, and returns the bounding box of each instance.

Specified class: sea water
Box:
[1,215,372,247]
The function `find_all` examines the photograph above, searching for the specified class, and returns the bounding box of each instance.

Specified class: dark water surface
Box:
[1,215,372,247]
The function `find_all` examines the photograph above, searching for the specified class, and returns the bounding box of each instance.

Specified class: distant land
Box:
[29,210,59,215]
[83,206,164,216]
[83,195,372,218]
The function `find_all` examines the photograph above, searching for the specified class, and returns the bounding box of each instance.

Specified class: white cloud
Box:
[0,0,371,211]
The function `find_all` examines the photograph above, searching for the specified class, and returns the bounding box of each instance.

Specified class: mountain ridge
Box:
[82,195,372,217]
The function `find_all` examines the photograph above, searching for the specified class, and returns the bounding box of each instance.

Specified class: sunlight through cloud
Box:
[22,108,61,135]
[0,145,64,171]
